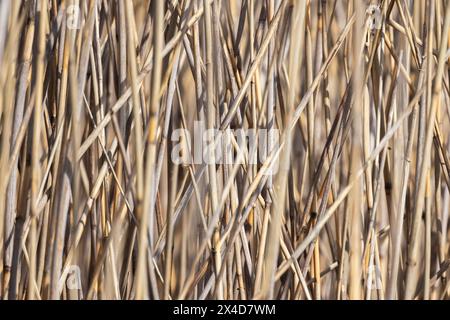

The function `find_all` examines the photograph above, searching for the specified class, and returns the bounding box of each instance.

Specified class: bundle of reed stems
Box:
[0,0,450,300]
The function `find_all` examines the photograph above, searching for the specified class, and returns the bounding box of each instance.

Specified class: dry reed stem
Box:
[0,0,450,300]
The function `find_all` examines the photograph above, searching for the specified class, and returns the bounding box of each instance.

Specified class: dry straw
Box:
[0,0,450,300]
